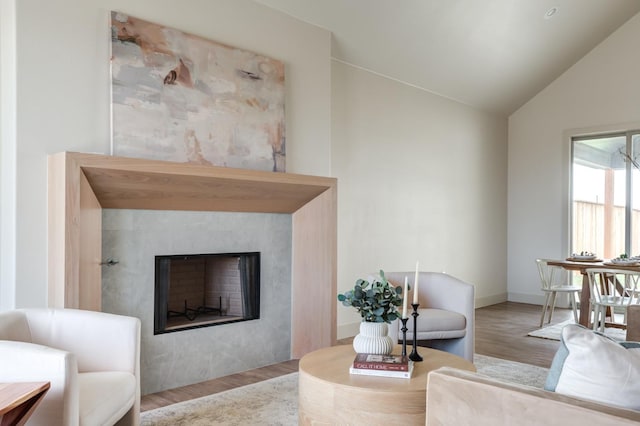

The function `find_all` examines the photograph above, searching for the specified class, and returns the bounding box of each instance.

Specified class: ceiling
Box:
[252,0,640,116]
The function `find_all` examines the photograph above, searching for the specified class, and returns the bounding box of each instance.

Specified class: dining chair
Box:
[586,268,640,332]
[535,259,582,328]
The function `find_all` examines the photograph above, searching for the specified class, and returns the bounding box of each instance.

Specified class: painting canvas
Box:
[110,12,286,172]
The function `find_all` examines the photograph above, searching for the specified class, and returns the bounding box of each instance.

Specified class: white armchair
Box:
[384,271,475,362]
[0,308,141,426]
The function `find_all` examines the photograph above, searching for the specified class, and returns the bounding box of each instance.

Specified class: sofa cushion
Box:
[544,324,640,410]
[79,371,136,426]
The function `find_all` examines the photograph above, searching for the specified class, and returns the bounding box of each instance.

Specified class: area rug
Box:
[527,319,626,341]
[474,354,549,388]
[140,373,298,426]
[140,354,549,425]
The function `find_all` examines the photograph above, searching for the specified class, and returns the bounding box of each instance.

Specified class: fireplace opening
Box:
[154,252,260,334]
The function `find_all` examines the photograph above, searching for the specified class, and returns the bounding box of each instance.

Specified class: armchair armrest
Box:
[22,309,140,374]
[0,341,78,425]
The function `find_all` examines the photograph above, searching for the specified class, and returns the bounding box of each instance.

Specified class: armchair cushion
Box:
[409,308,466,339]
[79,371,136,425]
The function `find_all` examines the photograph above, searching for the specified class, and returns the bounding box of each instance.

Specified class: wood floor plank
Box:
[140,359,299,411]
[141,301,570,411]
[474,301,570,368]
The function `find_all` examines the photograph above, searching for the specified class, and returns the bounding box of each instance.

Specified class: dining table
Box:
[546,258,640,328]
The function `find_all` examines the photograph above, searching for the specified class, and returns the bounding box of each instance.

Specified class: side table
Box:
[0,382,50,426]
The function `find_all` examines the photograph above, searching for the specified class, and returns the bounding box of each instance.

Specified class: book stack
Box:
[349,353,414,379]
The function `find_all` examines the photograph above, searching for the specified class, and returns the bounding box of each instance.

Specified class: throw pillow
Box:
[545,324,640,410]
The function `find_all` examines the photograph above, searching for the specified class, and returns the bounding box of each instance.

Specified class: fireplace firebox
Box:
[154,252,260,334]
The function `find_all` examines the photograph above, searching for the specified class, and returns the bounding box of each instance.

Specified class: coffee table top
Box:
[299,344,475,392]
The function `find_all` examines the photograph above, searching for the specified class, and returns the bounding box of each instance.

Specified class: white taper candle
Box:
[413,261,419,304]
[403,276,409,318]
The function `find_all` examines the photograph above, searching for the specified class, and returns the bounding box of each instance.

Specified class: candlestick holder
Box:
[409,303,423,362]
[400,317,409,357]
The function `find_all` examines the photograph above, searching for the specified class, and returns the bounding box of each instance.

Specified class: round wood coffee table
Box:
[298,345,475,425]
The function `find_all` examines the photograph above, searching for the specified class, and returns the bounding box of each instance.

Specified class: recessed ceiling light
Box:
[545,7,558,19]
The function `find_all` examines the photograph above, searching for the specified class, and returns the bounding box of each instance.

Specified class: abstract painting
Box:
[110,12,286,172]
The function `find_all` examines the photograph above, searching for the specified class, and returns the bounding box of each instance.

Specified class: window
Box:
[571,131,640,259]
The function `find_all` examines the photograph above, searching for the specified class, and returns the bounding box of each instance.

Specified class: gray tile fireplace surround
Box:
[102,209,292,394]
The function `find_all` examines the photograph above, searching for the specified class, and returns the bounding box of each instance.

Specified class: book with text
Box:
[349,362,414,379]
[353,353,410,371]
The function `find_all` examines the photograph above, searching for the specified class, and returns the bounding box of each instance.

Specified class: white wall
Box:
[0,0,331,308]
[332,61,508,337]
[0,0,17,310]
[508,13,640,304]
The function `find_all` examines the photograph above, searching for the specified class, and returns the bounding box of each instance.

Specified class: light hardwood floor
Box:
[141,301,571,411]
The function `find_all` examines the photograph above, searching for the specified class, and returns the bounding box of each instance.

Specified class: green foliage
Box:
[337,270,404,323]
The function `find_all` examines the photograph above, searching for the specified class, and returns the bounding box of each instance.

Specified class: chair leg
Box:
[540,293,551,328]
[595,306,606,332]
[593,306,600,331]
[570,293,579,323]
[548,292,558,324]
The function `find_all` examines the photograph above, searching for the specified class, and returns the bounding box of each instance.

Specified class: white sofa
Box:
[385,271,475,361]
[0,308,141,426]
[427,323,640,425]
[426,367,640,425]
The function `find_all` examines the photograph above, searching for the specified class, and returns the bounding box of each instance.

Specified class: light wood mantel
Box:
[47,151,337,358]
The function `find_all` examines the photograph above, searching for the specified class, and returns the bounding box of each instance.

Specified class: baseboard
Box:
[508,292,571,308]
[508,292,543,305]
[475,293,508,308]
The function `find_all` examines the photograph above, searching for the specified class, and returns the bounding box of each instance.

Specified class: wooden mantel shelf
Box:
[48,151,337,357]
[61,152,334,213]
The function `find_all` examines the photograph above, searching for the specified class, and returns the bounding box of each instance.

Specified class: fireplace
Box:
[154,252,260,334]
[101,208,292,394]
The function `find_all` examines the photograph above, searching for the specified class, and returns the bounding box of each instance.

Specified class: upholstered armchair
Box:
[385,271,475,361]
[0,308,141,426]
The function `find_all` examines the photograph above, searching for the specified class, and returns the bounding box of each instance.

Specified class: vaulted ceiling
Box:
[253,0,640,116]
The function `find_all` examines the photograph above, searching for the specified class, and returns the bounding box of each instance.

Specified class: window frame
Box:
[570,130,640,257]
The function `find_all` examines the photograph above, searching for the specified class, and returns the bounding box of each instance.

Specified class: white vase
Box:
[352,321,394,355]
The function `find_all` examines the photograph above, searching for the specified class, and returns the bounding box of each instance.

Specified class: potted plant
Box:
[338,270,403,322]
[338,270,404,354]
